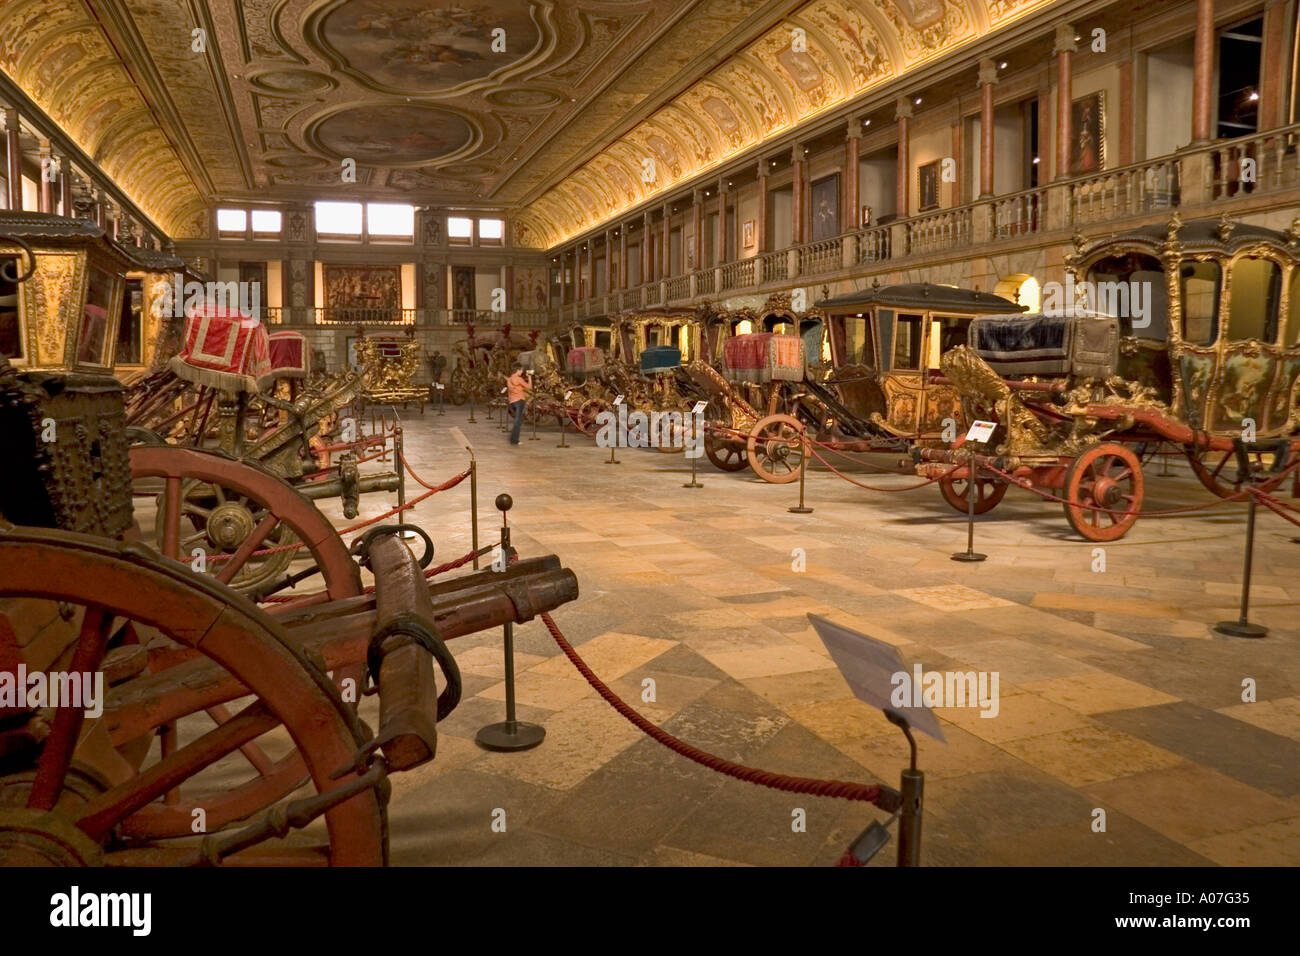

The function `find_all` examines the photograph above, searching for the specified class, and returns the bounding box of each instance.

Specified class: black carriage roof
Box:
[1088,217,1294,251]
[115,242,186,272]
[0,210,105,239]
[816,282,1025,313]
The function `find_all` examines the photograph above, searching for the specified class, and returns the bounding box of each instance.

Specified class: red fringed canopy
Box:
[567,346,605,373]
[168,305,272,394]
[268,330,311,380]
[723,333,805,383]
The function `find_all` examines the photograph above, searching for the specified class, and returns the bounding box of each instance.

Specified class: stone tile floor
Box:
[330,409,1300,866]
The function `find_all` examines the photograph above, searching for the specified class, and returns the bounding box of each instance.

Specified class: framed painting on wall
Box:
[1070,91,1105,175]
[742,219,756,250]
[918,161,941,212]
[811,174,840,241]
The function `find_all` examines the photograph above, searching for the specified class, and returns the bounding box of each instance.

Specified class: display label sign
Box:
[965,420,997,443]
[563,390,573,400]
[691,401,708,415]
[613,394,624,405]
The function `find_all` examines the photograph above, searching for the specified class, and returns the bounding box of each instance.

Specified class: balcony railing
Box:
[857,225,891,264]
[1070,158,1179,225]
[906,207,971,255]
[549,122,1300,318]
[314,307,416,325]
[798,236,842,275]
[1207,127,1300,200]
[993,187,1047,239]
[760,250,788,283]
[720,257,755,291]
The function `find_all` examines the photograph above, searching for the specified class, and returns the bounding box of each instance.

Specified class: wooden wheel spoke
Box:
[76,700,282,841]
[214,514,281,585]
[27,607,114,810]
[206,704,277,776]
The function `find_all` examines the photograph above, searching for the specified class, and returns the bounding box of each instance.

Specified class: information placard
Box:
[965,420,997,443]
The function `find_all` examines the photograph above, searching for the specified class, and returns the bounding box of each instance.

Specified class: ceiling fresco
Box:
[521,0,1057,247]
[0,0,1057,244]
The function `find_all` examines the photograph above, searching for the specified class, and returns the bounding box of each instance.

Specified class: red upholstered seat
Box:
[169,305,272,393]
[268,330,310,380]
[723,333,805,383]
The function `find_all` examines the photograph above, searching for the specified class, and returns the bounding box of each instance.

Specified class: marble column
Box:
[895,98,912,216]
[1055,24,1076,179]
[979,59,997,197]
[1192,0,1214,143]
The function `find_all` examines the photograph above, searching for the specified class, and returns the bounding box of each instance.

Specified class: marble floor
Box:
[338,407,1300,866]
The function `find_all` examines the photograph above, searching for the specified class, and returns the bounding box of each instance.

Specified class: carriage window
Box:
[679,326,692,360]
[646,326,662,348]
[1288,269,1300,346]
[115,277,144,366]
[1180,261,1221,344]
[1088,254,1169,340]
[894,314,923,370]
[841,315,875,367]
[0,255,20,360]
[766,315,794,334]
[927,316,968,369]
[1228,257,1280,343]
[734,319,753,335]
[594,330,611,351]
[876,309,894,370]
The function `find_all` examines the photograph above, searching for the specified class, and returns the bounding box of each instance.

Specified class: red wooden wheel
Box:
[938,472,1008,514]
[1062,443,1145,541]
[1184,446,1288,498]
[703,398,749,471]
[129,445,361,608]
[747,413,807,484]
[0,530,385,866]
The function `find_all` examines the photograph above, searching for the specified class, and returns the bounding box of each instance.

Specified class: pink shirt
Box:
[506,371,531,403]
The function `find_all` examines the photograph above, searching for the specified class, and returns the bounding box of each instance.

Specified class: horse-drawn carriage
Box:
[913,214,1300,539]
[0,213,581,866]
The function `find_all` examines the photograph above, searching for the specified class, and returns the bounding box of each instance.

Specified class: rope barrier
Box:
[536,608,887,806]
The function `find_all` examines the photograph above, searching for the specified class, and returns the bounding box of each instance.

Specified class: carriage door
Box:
[918,314,969,436]
[878,311,925,436]
[1211,256,1285,435]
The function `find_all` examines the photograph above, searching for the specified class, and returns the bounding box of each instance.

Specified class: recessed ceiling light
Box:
[914,97,922,105]
[864,119,871,127]
[999,61,1008,69]
[1032,156,1040,164]
[1249,90,1259,101]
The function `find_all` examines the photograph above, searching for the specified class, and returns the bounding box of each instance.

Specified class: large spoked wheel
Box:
[1185,445,1288,498]
[939,471,1009,515]
[130,445,362,609]
[747,413,807,484]
[704,398,749,472]
[1063,443,1145,541]
[0,531,385,866]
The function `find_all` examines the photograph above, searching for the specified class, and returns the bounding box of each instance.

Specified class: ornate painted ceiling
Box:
[0,0,1057,245]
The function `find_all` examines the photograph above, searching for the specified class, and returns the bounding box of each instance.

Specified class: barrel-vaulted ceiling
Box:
[0,0,1055,244]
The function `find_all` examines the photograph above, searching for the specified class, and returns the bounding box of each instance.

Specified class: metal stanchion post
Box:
[477,494,546,752]
[529,400,540,440]
[467,389,477,424]
[437,382,445,416]
[951,451,987,562]
[470,455,480,570]
[683,447,702,488]
[1214,487,1268,638]
[557,410,569,448]
[789,433,812,514]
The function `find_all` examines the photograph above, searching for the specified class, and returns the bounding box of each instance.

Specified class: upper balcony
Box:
[553,125,1300,320]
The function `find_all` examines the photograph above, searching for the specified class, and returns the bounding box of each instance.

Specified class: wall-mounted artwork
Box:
[324,265,400,321]
[452,265,475,312]
[1070,91,1105,175]
[742,219,756,250]
[811,174,840,241]
[685,234,696,270]
[514,266,548,311]
[918,160,941,212]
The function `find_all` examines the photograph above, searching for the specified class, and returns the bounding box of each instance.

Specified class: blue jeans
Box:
[509,400,525,444]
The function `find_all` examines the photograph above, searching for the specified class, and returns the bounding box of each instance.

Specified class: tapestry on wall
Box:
[452,266,476,312]
[514,266,549,311]
[324,265,401,322]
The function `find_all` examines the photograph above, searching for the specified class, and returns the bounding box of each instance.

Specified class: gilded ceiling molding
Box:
[517,0,1057,249]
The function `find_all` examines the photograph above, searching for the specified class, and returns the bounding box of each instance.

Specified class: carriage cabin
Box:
[0,211,137,377]
[114,244,190,379]
[609,309,700,368]
[817,282,1024,440]
[1070,216,1300,439]
[703,309,759,365]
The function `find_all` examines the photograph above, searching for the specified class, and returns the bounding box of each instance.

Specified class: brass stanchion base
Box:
[476,720,546,752]
[1213,619,1268,638]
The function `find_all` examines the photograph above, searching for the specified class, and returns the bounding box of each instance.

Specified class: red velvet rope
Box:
[537,608,885,806]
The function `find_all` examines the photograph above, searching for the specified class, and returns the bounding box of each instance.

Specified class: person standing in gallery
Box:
[506,362,531,445]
